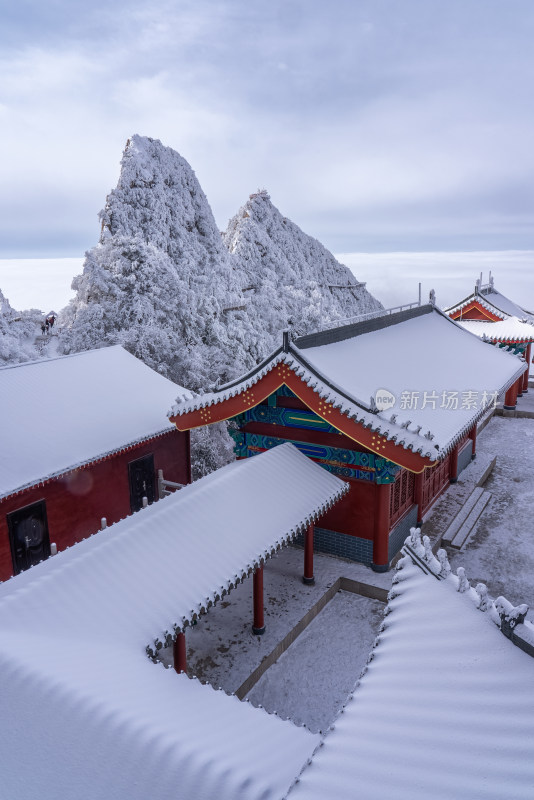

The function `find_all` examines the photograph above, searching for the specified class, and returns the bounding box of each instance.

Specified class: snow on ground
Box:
[159,547,389,731]
[247,590,383,733]
[157,410,534,731]
[447,416,534,618]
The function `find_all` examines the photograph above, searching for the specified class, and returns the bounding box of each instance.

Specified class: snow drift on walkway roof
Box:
[0,345,193,500]
[0,444,346,800]
[287,555,534,800]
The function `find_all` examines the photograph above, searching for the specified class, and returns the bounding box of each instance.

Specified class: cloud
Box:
[0,1,533,256]
[337,250,534,312]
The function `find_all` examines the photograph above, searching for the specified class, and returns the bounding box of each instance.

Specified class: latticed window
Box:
[389,469,415,526]
[421,454,450,514]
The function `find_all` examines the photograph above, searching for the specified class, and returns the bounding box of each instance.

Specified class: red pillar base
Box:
[252,566,265,635]
[302,523,315,585]
[371,562,389,573]
[173,632,187,674]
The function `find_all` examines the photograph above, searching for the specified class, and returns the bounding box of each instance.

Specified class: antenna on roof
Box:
[418,282,422,306]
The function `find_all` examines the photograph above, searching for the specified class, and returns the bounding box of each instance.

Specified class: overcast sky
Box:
[1,0,534,259]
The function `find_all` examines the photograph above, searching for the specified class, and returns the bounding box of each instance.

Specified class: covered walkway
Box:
[0,443,347,800]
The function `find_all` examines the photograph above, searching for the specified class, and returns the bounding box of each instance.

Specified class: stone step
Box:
[441,487,484,547]
[449,490,492,550]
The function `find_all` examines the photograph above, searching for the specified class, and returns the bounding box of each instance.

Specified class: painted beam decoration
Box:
[171,363,433,473]
[230,429,399,483]
[449,301,502,322]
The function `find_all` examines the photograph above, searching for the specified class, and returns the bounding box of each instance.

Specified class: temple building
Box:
[444,274,534,409]
[0,346,192,580]
[170,304,526,572]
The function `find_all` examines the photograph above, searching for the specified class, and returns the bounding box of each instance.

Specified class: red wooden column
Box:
[372,482,391,572]
[173,632,187,674]
[449,444,459,484]
[303,523,315,585]
[414,472,424,526]
[523,343,532,393]
[252,565,265,635]
[504,381,518,410]
[517,370,523,398]
[469,423,477,460]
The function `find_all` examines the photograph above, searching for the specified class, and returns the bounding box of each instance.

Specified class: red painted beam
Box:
[449,302,502,322]
[170,364,433,473]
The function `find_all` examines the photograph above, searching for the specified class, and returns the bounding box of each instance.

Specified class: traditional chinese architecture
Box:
[0,449,532,800]
[0,444,346,800]
[169,304,526,571]
[287,538,534,800]
[0,346,192,580]
[444,274,534,409]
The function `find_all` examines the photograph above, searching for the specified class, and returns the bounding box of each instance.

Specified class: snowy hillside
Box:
[225,190,382,338]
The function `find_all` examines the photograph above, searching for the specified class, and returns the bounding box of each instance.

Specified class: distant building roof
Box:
[0,444,347,800]
[445,282,534,323]
[171,306,526,464]
[287,551,534,800]
[0,345,194,500]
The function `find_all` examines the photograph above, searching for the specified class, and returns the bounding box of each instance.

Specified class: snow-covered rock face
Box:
[224,190,382,338]
[99,136,240,297]
[60,136,263,392]
[59,135,382,472]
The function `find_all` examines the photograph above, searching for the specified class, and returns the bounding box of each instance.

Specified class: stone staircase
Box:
[441,486,492,550]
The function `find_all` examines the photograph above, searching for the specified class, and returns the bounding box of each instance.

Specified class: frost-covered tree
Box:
[224,189,382,341]
[0,288,41,365]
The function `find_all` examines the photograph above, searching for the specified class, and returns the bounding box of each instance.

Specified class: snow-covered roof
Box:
[445,285,534,323]
[0,345,194,500]
[288,552,534,800]
[0,444,347,800]
[457,316,534,343]
[480,286,534,321]
[171,306,526,462]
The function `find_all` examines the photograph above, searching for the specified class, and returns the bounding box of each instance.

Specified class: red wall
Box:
[316,477,376,540]
[0,429,190,581]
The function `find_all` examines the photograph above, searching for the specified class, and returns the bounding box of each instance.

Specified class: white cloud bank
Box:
[1,251,532,316]
[338,250,534,312]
